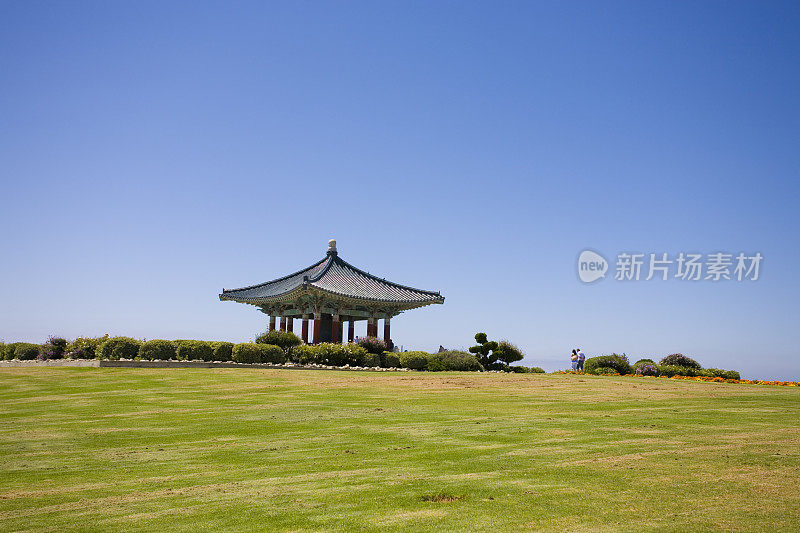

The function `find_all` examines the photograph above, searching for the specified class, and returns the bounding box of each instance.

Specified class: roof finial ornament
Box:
[328,239,337,255]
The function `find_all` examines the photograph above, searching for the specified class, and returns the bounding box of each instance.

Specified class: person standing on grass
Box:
[577,348,586,371]
[570,349,578,371]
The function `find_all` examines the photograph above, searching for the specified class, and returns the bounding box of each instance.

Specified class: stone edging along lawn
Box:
[0,359,411,372]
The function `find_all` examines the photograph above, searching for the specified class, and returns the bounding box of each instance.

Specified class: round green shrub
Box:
[3,343,16,359]
[66,335,109,359]
[232,343,286,364]
[3,343,18,360]
[426,350,483,372]
[584,354,631,375]
[8,342,40,360]
[528,366,546,373]
[139,340,176,361]
[633,358,654,366]
[399,351,429,370]
[659,353,701,369]
[210,342,234,362]
[359,352,381,367]
[259,344,286,364]
[232,343,261,363]
[381,352,401,368]
[175,340,214,361]
[290,344,315,364]
[255,330,301,353]
[97,337,142,360]
[311,343,367,366]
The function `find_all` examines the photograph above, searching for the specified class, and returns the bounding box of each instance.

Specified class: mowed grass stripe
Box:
[0,368,798,532]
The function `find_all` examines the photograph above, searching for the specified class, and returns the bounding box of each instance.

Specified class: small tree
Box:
[468,332,499,370]
[255,330,301,354]
[494,341,524,368]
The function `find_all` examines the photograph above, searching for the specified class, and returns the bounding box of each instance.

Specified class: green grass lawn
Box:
[1,368,798,531]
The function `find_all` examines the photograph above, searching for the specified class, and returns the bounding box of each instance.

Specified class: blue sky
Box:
[1,1,798,379]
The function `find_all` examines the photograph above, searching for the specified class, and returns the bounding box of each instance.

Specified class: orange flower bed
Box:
[552,370,799,387]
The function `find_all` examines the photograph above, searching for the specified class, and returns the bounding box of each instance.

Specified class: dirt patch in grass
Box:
[420,491,464,503]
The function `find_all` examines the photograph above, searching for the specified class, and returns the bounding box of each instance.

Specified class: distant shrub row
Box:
[582,353,739,380]
[1,334,545,373]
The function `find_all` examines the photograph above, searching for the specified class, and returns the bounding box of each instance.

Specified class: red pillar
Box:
[332,313,341,343]
[279,316,286,331]
[287,317,293,333]
[367,317,376,337]
[269,316,276,332]
[348,320,355,343]
[384,317,391,343]
[313,311,321,344]
[301,314,309,344]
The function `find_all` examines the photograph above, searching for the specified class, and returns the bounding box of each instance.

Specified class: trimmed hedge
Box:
[290,344,314,364]
[381,352,401,368]
[255,330,301,353]
[399,351,430,370]
[211,342,234,362]
[426,350,483,372]
[652,365,737,379]
[139,340,177,361]
[360,352,381,368]
[175,340,214,361]
[659,354,701,369]
[584,354,632,375]
[232,343,260,364]
[66,335,109,359]
[657,365,710,378]
[232,343,286,364]
[97,337,142,360]
[707,368,740,380]
[311,343,368,367]
[5,342,40,360]
[260,344,286,364]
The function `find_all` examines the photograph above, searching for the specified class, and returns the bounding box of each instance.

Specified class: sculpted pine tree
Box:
[469,332,499,370]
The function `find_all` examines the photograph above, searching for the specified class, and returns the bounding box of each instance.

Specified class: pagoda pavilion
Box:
[219,240,444,345]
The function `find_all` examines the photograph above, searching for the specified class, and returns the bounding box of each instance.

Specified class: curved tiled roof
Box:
[219,251,444,306]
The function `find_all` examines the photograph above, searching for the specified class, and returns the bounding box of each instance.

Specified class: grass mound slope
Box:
[0,368,798,531]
